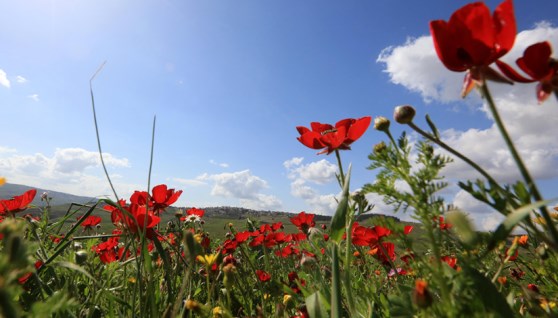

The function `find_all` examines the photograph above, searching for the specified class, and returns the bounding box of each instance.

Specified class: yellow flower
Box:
[540,299,557,311]
[197,253,218,266]
[283,294,292,305]
[128,277,137,284]
[194,233,203,243]
[0,177,5,186]
[212,306,223,318]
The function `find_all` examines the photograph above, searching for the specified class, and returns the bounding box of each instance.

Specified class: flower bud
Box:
[373,116,390,132]
[75,250,88,265]
[394,105,416,124]
[412,279,433,309]
[373,141,387,154]
[536,243,549,260]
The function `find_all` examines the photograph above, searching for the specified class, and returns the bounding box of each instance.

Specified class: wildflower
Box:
[181,214,201,223]
[497,276,507,285]
[130,184,182,214]
[412,279,433,309]
[403,225,414,235]
[79,215,102,231]
[0,189,37,215]
[18,260,44,284]
[437,216,452,230]
[296,116,371,155]
[197,253,218,266]
[429,0,515,96]
[0,177,5,186]
[496,41,558,103]
[518,235,528,247]
[441,256,460,270]
[256,269,271,282]
[212,306,223,318]
[283,294,292,305]
[290,211,316,233]
[186,207,205,218]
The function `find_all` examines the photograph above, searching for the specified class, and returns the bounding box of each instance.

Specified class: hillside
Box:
[0,183,96,206]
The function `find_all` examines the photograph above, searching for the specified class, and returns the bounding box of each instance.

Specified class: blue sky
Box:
[1,1,558,230]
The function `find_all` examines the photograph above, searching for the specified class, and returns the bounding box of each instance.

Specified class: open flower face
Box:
[296,116,371,155]
[430,0,516,95]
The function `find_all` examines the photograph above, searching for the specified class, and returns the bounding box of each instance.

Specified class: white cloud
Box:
[0,69,10,88]
[16,76,27,84]
[170,176,207,187]
[28,94,39,102]
[199,170,282,210]
[0,146,17,154]
[378,23,558,229]
[209,159,229,168]
[0,147,135,199]
[284,157,339,214]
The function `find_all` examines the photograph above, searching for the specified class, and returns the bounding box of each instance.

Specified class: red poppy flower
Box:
[18,260,44,284]
[429,0,516,96]
[403,225,414,235]
[256,269,271,282]
[186,207,205,218]
[130,184,182,213]
[110,202,160,239]
[79,215,102,230]
[296,116,371,155]
[0,189,37,214]
[290,211,316,233]
[496,41,558,103]
[351,224,378,246]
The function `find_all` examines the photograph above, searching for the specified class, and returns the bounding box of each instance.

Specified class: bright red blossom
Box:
[429,0,516,95]
[296,117,371,155]
[79,215,102,229]
[0,189,37,214]
[496,41,558,103]
[290,211,316,233]
[256,270,271,282]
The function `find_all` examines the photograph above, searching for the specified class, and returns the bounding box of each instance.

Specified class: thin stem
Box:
[334,149,345,186]
[480,83,558,245]
[407,122,499,186]
[89,61,119,201]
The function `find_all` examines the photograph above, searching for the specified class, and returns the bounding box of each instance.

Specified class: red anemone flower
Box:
[290,211,316,233]
[186,207,205,218]
[130,184,182,213]
[496,41,558,103]
[110,203,160,239]
[255,269,271,282]
[0,189,37,215]
[80,215,102,230]
[296,116,371,155]
[429,0,516,96]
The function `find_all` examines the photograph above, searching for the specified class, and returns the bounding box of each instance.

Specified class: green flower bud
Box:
[394,105,416,124]
[75,250,88,265]
[373,116,390,132]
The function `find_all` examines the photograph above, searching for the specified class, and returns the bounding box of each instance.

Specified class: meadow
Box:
[2,0,558,317]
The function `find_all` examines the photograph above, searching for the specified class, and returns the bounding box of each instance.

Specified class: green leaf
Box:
[306,291,330,318]
[446,210,478,247]
[464,267,515,317]
[330,164,352,243]
[53,261,95,281]
[487,199,549,251]
[425,114,440,139]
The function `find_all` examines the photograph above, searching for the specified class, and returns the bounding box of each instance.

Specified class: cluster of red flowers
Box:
[430,0,558,102]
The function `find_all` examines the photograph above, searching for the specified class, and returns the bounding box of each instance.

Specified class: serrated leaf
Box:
[306,292,330,318]
[329,164,352,243]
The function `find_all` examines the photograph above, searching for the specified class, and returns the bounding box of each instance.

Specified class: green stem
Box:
[331,244,343,318]
[334,149,345,186]
[407,122,499,186]
[480,83,558,245]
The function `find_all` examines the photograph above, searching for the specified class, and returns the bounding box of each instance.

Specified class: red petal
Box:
[151,184,168,204]
[495,60,534,83]
[346,116,371,143]
[430,20,468,72]
[297,131,326,150]
[493,0,516,57]
[518,41,553,80]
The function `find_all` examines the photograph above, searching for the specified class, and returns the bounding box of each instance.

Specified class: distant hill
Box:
[0,183,97,206]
